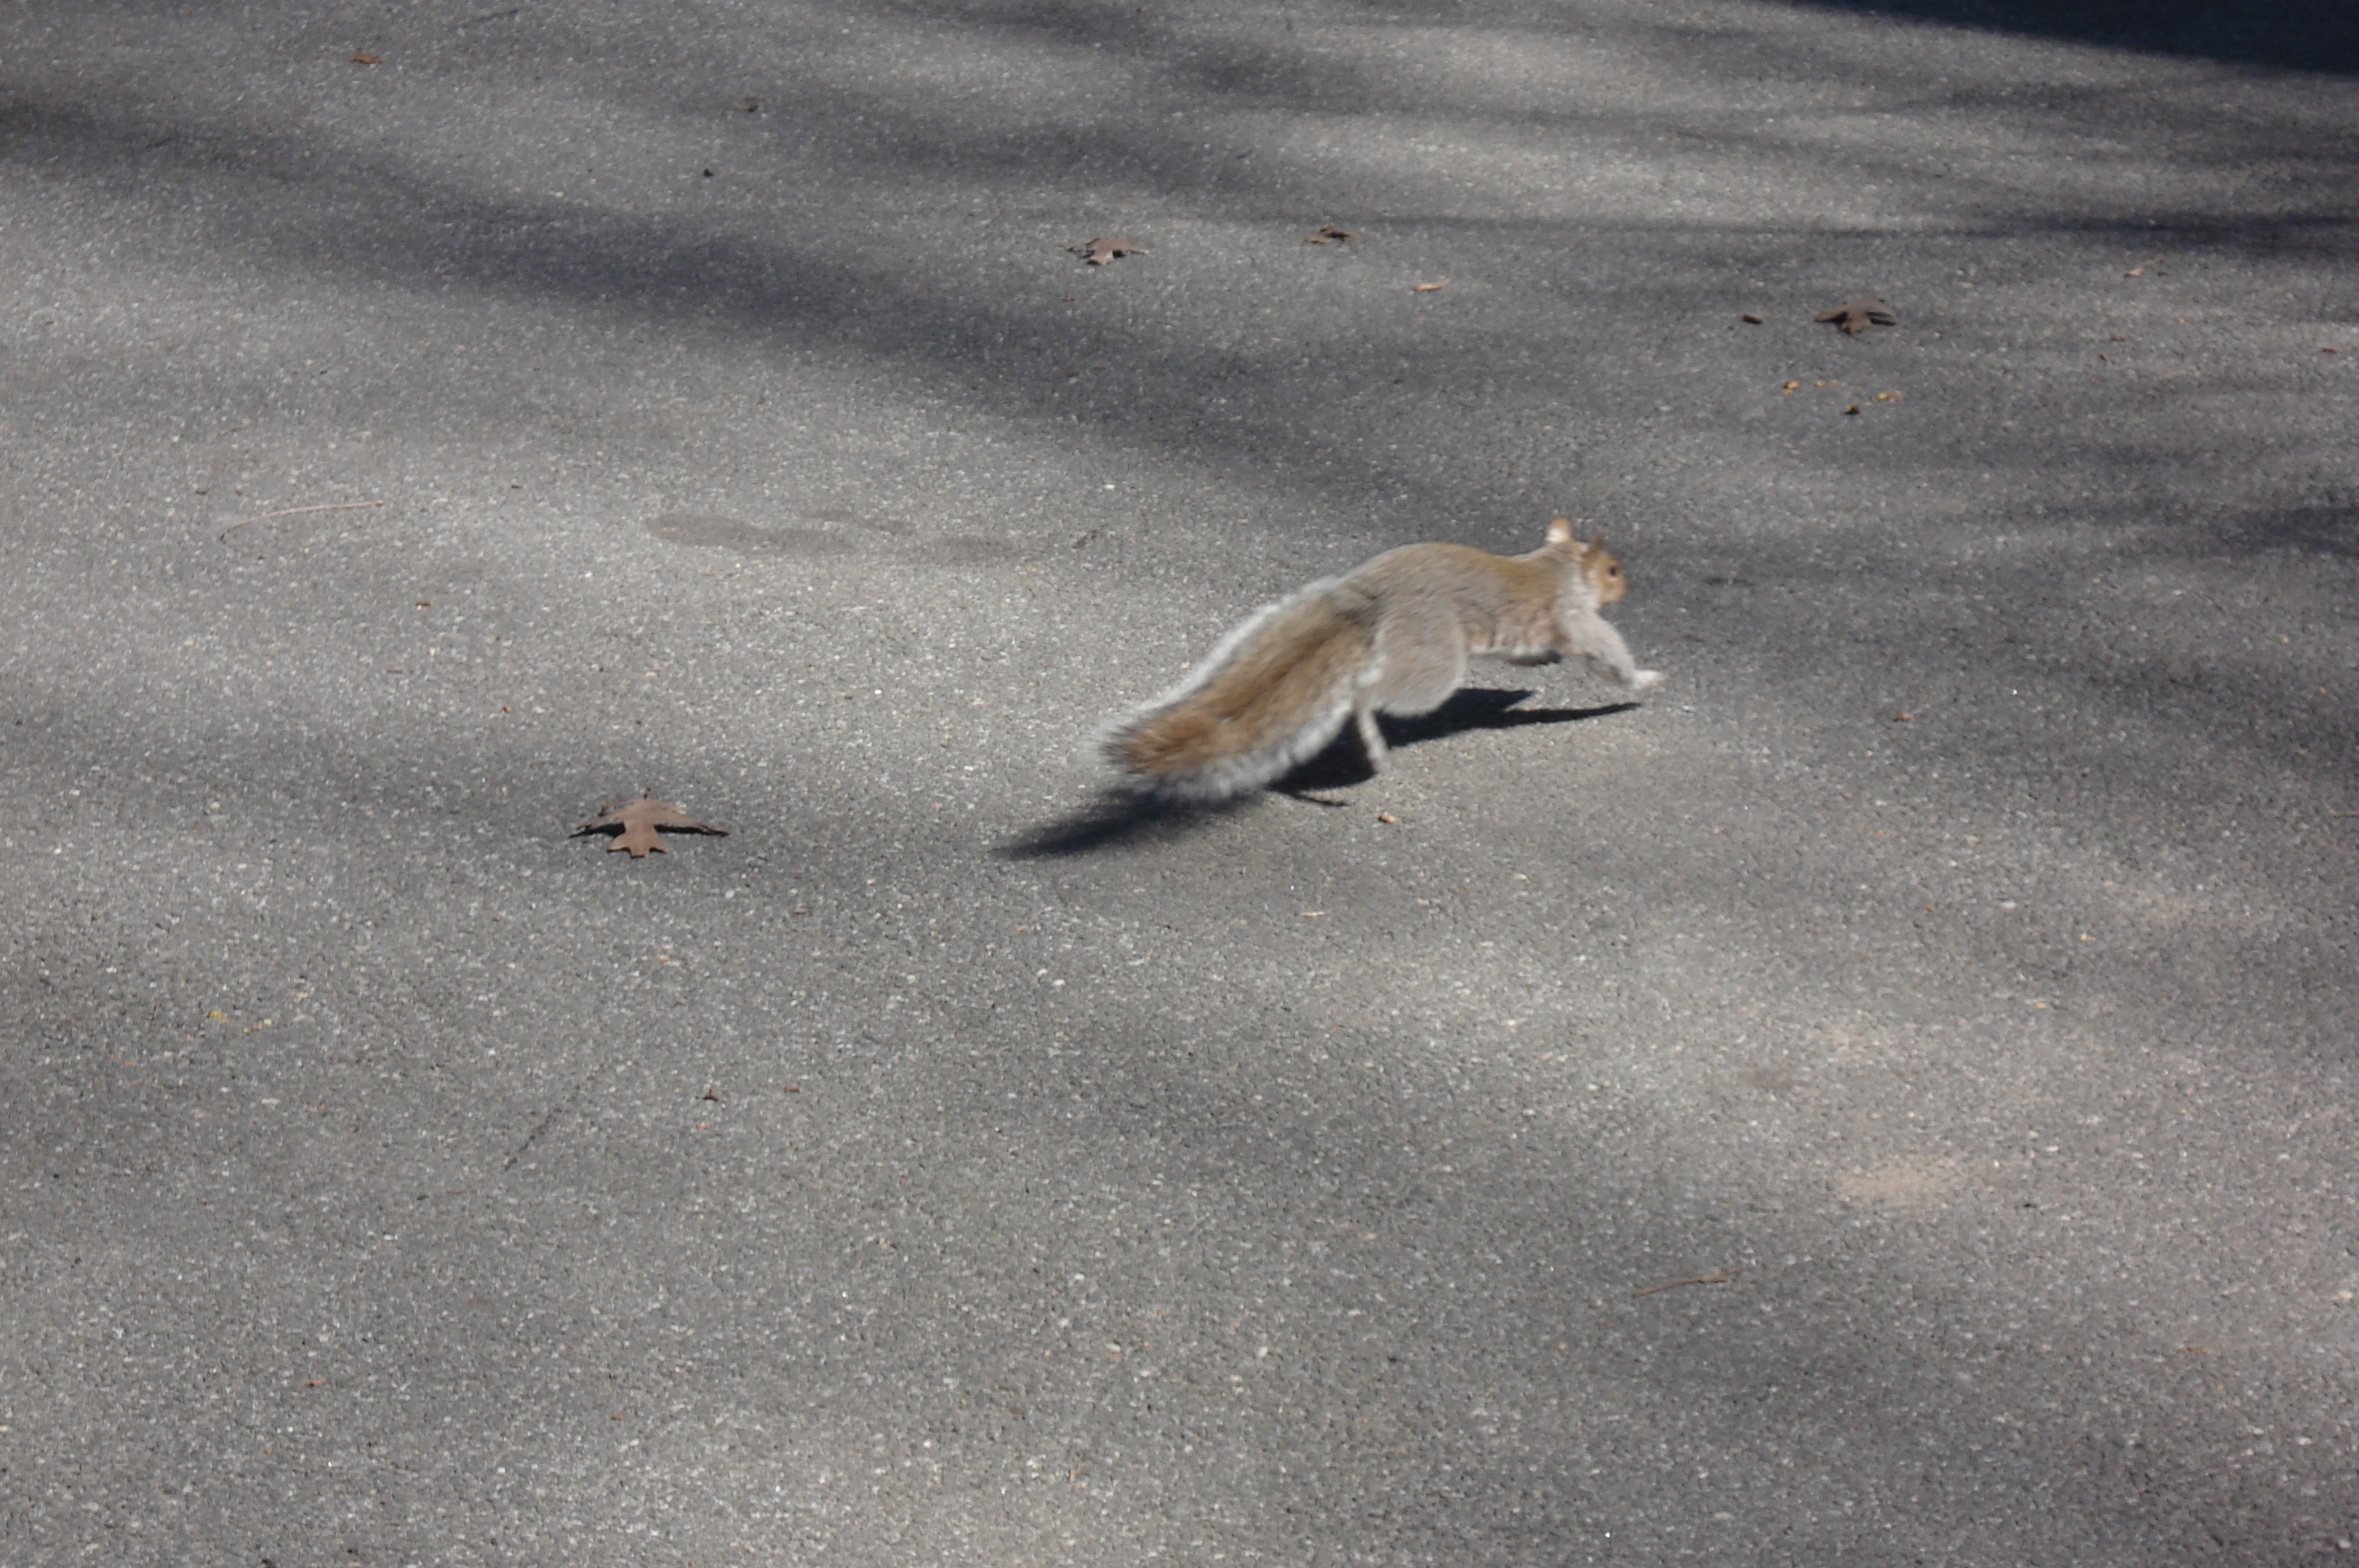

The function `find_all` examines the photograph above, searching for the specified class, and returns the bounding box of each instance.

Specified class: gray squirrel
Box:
[1101,516,1661,800]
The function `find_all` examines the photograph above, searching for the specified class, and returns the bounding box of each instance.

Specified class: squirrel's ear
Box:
[1590,530,1606,552]
[1546,515,1575,546]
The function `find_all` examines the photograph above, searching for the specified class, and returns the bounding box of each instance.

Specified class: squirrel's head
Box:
[1548,517,1629,605]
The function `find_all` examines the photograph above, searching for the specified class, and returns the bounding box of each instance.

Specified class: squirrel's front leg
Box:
[1558,611,1661,689]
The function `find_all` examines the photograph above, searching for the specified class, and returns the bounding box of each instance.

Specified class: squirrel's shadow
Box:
[1001,791,1263,859]
[1004,690,1637,859]
[1280,689,1638,792]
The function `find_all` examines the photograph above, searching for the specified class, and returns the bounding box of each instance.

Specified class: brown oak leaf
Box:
[573,794,729,858]
[1816,297,1897,334]
[1304,224,1357,245]
[1070,236,1146,266]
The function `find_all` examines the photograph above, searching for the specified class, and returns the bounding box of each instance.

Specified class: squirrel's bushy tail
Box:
[1101,584,1376,801]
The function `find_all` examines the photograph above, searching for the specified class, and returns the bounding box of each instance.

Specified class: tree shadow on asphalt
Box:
[1004,690,1636,857]
[1793,0,2357,74]
[2227,500,2359,557]
[3,10,2351,582]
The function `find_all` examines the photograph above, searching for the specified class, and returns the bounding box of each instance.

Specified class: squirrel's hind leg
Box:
[1353,702,1390,774]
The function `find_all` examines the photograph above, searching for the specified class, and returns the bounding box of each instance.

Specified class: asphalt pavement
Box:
[3,1,2356,1563]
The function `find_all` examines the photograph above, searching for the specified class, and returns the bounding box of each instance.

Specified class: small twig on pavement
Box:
[1634,1267,1740,1298]
[219,499,385,541]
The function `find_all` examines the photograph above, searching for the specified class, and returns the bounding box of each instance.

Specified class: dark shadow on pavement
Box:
[1270,688,1644,793]
[1788,0,2358,73]
[2226,500,2359,558]
[1002,791,1266,859]
[1374,689,1644,750]
[1008,695,1640,853]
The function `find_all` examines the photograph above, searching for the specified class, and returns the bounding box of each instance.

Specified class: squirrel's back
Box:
[1350,540,1592,663]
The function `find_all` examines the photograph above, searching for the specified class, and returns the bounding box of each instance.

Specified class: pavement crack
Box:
[503,1063,598,1171]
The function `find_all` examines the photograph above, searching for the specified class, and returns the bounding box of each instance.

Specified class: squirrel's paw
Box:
[1627,668,1664,691]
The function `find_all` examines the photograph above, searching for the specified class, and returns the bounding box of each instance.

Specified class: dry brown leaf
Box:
[573,794,730,858]
[1070,236,1146,266]
[1305,224,1357,245]
[1741,312,1764,324]
[1412,281,1446,292]
[1816,297,1897,334]
[350,53,381,64]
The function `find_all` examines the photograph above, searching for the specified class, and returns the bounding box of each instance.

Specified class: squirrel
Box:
[1100,515,1661,801]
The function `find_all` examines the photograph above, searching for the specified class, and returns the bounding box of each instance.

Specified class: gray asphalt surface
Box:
[4,1,2356,1564]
